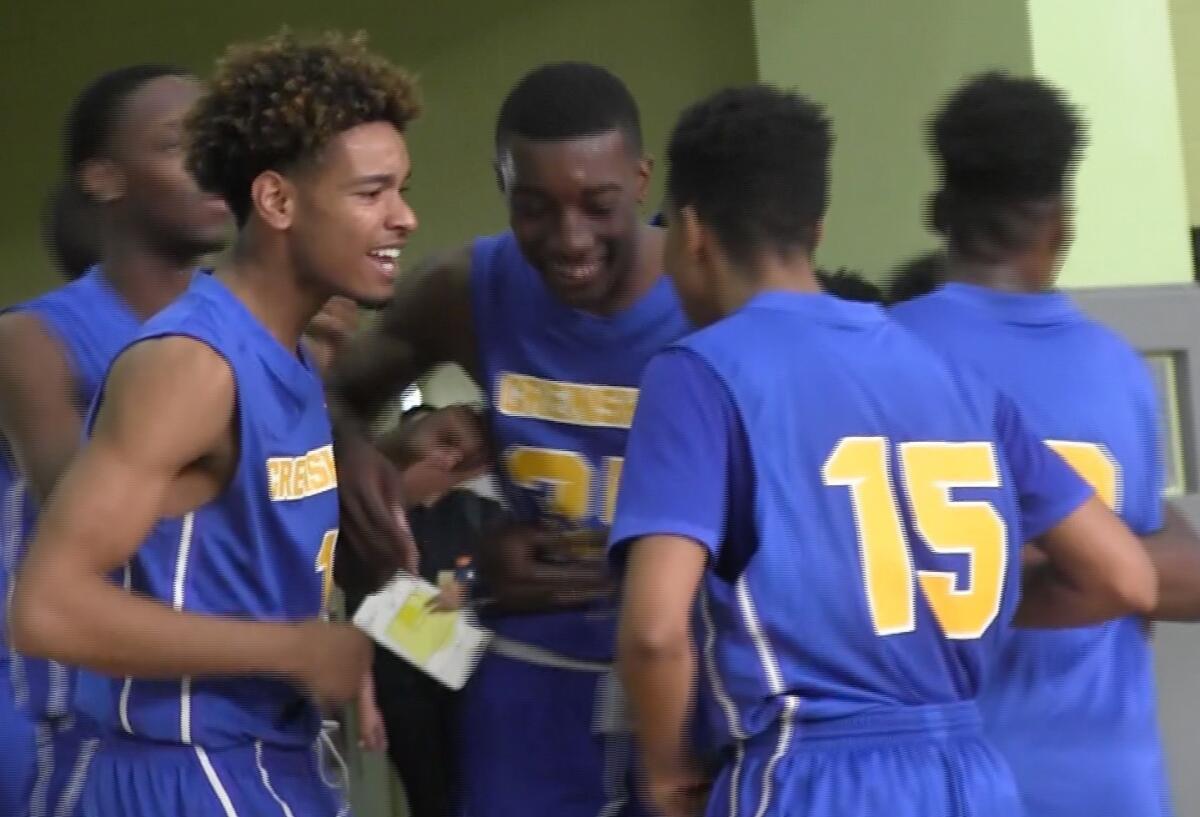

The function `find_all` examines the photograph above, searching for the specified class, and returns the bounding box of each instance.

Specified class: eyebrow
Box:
[347,171,412,188]
[510,182,623,196]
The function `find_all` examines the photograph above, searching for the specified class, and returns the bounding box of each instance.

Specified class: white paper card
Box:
[353,574,491,690]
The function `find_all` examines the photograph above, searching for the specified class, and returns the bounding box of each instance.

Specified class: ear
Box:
[78,158,124,204]
[1048,199,1072,256]
[250,170,296,231]
[679,205,705,259]
[634,154,654,205]
[495,150,515,196]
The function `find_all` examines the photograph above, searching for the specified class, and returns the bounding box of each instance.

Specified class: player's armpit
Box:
[1014,496,1158,628]
[0,312,83,503]
[1142,502,1200,621]
[8,336,366,693]
[617,535,706,806]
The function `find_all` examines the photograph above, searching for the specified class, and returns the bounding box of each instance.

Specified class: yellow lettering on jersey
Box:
[316,529,339,614]
[497,373,638,429]
[900,442,1007,640]
[267,445,338,502]
[824,437,1007,641]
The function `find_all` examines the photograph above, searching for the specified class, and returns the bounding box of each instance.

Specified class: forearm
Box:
[618,634,697,775]
[12,565,302,681]
[1146,505,1200,621]
[1014,561,1129,628]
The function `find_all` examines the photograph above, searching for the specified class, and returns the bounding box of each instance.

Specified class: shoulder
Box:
[0,310,70,385]
[107,335,234,407]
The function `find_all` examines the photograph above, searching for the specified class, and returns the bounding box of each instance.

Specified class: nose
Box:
[387,191,418,235]
[556,208,593,257]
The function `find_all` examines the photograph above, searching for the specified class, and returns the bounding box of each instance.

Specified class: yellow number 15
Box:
[823,437,1007,640]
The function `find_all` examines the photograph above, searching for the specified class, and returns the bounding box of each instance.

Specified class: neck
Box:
[719,251,822,316]
[100,233,199,320]
[944,249,1050,294]
[217,234,329,355]
[592,222,664,317]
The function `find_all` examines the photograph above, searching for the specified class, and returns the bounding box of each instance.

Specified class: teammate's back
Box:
[679,293,1037,739]
[610,83,1154,817]
[890,71,1174,817]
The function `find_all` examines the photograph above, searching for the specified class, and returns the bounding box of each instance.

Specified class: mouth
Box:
[367,246,403,280]
[548,259,604,289]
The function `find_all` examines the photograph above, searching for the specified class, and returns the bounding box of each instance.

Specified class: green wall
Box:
[1027,0,1192,287]
[752,0,1031,279]
[1171,0,1200,226]
[0,0,756,307]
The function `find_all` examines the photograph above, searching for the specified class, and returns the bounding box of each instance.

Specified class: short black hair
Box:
[885,251,945,304]
[65,64,191,177]
[816,268,883,303]
[667,85,832,267]
[41,181,101,282]
[495,62,642,152]
[187,30,421,225]
[929,72,1084,260]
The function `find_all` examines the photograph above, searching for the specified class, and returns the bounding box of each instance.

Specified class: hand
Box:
[356,671,388,753]
[376,405,484,475]
[644,762,710,817]
[291,621,373,708]
[478,522,615,613]
[427,576,467,612]
[335,431,420,592]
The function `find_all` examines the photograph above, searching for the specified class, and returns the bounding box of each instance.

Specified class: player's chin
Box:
[339,275,395,310]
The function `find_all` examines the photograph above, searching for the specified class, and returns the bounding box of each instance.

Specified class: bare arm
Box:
[328,246,479,588]
[617,534,709,817]
[329,245,478,431]
[1015,496,1158,628]
[1143,502,1200,621]
[0,313,83,503]
[9,337,360,692]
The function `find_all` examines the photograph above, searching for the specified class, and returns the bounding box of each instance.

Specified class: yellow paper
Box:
[385,589,457,664]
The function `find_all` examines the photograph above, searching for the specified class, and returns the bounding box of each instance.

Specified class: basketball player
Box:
[0,64,230,817]
[610,84,1156,817]
[9,31,420,816]
[330,62,690,816]
[891,72,1200,817]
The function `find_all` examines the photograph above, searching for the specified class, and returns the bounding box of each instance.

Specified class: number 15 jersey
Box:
[609,292,1093,750]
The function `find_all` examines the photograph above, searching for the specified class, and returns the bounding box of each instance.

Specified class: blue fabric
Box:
[893,282,1171,817]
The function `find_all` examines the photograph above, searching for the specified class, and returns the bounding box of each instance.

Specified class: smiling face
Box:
[500,129,649,312]
[284,121,417,307]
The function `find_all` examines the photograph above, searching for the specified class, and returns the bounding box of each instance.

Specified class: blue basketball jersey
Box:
[1,267,141,721]
[892,282,1170,817]
[610,291,1093,752]
[75,273,338,749]
[470,231,690,661]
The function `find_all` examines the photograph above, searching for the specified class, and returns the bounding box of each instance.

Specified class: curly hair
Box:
[186,30,421,225]
[667,85,832,266]
[928,72,1084,260]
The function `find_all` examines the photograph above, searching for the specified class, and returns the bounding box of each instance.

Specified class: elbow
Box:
[617,619,689,670]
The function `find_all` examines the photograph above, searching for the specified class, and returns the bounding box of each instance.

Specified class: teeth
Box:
[371,248,401,260]
[556,263,599,279]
